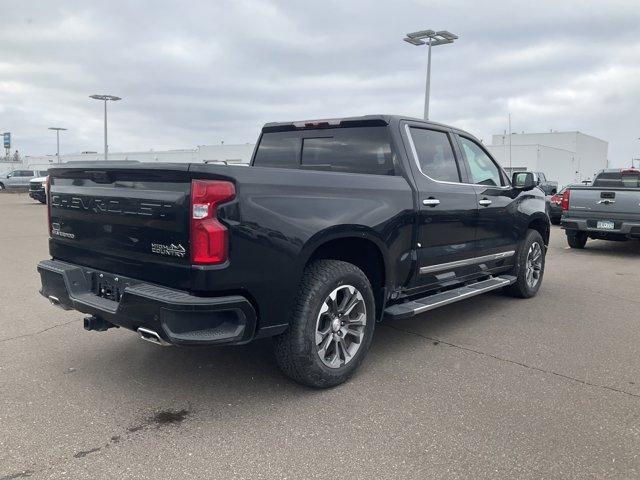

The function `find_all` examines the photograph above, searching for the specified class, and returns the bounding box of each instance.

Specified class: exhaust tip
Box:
[137,327,170,346]
[48,295,61,306]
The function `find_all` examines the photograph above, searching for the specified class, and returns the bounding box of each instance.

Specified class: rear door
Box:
[455,134,518,257]
[48,165,194,290]
[19,170,35,186]
[401,122,479,291]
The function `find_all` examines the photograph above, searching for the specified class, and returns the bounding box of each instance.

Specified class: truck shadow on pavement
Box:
[75,290,511,401]
[565,239,640,258]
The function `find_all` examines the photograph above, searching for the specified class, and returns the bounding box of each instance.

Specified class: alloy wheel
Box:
[315,285,367,369]
[525,242,543,288]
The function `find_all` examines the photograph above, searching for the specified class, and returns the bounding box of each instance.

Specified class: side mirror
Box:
[6,173,11,179]
[512,172,535,190]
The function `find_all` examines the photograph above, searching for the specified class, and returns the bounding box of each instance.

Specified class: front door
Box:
[401,122,479,292]
[454,134,518,257]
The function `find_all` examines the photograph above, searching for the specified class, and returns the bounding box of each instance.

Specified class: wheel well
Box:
[529,217,550,245]
[307,237,386,312]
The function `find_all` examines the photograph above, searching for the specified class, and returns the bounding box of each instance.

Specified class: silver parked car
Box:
[0,169,47,190]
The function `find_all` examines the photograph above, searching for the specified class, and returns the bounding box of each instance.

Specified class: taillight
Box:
[190,180,235,264]
[561,189,571,211]
[46,176,52,235]
[550,194,561,205]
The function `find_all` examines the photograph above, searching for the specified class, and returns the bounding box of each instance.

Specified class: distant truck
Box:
[532,171,558,195]
[561,168,640,248]
[0,169,47,190]
[29,176,48,203]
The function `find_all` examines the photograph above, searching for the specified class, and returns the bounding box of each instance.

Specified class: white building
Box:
[488,131,608,188]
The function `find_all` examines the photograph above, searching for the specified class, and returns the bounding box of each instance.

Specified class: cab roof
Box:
[262,114,475,138]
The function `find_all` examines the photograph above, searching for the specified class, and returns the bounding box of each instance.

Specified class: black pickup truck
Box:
[38,115,549,387]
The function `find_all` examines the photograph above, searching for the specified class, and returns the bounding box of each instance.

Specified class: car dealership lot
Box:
[1,192,639,479]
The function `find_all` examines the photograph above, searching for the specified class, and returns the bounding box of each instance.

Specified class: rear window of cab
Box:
[253,126,395,176]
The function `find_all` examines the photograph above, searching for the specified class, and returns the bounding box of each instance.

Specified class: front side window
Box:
[458,137,503,186]
[409,128,460,183]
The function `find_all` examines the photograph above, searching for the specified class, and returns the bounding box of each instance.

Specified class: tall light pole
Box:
[89,94,121,160]
[48,127,67,164]
[404,30,458,120]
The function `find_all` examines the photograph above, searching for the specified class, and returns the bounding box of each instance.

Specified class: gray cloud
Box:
[1,0,638,165]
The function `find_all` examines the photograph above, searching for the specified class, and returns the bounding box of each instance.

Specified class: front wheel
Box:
[504,229,546,298]
[273,260,376,388]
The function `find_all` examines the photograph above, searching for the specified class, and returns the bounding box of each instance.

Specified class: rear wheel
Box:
[505,229,546,298]
[567,231,587,249]
[273,260,376,388]
[0,183,5,191]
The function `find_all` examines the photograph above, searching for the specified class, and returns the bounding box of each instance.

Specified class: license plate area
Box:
[596,220,615,230]
[91,272,125,301]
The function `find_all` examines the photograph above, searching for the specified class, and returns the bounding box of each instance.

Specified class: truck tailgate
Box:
[48,164,193,289]
[569,188,640,221]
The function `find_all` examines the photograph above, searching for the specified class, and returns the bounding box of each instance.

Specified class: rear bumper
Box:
[37,259,257,346]
[561,217,640,239]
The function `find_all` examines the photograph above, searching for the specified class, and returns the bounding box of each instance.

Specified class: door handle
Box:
[423,198,440,207]
[479,199,492,206]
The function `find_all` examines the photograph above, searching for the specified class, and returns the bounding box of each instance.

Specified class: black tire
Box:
[504,229,546,299]
[567,231,587,249]
[38,198,46,204]
[0,183,5,191]
[550,216,561,226]
[273,260,376,388]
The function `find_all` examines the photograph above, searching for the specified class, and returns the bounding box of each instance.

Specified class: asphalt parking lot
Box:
[1,192,639,479]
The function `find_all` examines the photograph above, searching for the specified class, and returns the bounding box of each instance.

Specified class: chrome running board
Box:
[384,275,516,320]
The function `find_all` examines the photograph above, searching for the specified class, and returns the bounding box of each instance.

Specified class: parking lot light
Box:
[89,94,122,161]
[47,127,67,164]
[403,29,459,120]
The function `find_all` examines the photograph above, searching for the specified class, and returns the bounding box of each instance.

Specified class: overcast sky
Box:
[1,0,638,165]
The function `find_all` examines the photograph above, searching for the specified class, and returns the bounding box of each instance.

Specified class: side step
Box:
[384,275,516,320]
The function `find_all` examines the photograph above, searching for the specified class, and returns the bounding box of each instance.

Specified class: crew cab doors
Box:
[400,121,516,292]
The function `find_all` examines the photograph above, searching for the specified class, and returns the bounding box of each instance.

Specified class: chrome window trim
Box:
[404,124,511,190]
[419,250,515,275]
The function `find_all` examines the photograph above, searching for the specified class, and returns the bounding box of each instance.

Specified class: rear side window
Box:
[253,126,395,175]
[252,131,300,169]
[593,172,640,188]
[23,170,34,176]
[409,128,460,182]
